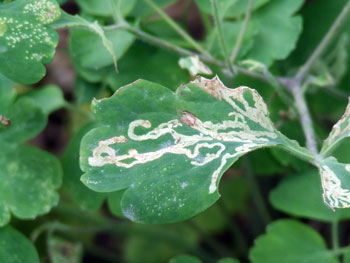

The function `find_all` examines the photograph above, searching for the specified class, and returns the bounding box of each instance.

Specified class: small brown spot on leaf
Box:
[180,111,198,127]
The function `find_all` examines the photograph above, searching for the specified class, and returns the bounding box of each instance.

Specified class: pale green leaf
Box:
[250,220,338,263]
[0,0,61,84]
[80,76,313,223]
[0,226,39,263]
[179,56,212,77]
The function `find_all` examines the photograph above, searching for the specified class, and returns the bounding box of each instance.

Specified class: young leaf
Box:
[270,171,350,222]
[250,220,338,263]
[0,226,39,263]
[80,76,313,223]
[246,0,305,67]
[321,99,350,156]
[0,145,62,226]
[0,0,61,84]
[21,85,66,115]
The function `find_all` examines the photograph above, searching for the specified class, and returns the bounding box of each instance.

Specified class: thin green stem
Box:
[231,0,254,64]
[210,0,235,75]
[243,158,272,225]
[332,220,340,251]
[143,0,212,59]
[295,0,350,83]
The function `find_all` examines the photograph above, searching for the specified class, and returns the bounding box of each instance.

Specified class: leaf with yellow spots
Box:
[80,76,314,223]
[0,0,61,84]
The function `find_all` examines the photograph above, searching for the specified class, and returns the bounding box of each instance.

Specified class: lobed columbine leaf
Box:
[80,76,312,223]
[0,0,61,84]
[321,98,350,156]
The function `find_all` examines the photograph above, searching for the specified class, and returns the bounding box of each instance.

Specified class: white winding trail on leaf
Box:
[320,165,350,209]
[88,76,278,194]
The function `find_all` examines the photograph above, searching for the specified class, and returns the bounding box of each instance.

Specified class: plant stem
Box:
[332,220,340,251]
[210,0,235,75]
[291,87,318,154]
[231,0,254,64]
[294,0,350,83]
[243,158,272,226]
[143,0,212,59]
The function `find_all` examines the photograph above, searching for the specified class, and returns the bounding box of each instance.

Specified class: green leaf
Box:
[207,21,257,62]
[270,171,350,222]
[0,98,47,145]
[53,12,122,70]
[69,27,134,70]
[0,145,62,226]
[62,123,106,211]
[76,0,136,17]
[21,85,66,115]
[321,99,350,156]
[107,42,190,92]
[246,0,305,67]
[195,0,270,19]
[250,220,338,263]
[80,76,312,223]
[0,0,61,84]
[48,236,82,263]
[0,226,39,263]
[169,255,202,263]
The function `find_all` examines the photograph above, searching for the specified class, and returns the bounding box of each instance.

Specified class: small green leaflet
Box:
[178,56,212,77]
[0,0,61,84]
[80,76,312,223]
[321,98,350,156]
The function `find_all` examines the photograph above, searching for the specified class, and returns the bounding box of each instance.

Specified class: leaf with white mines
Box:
[321,98,350,156]
[80,76,312,224]
[0,0,61,84]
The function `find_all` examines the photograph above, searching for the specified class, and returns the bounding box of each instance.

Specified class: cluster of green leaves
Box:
[1,0,350,262]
